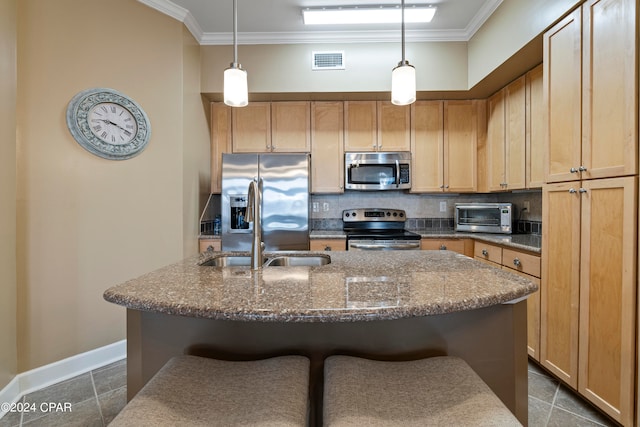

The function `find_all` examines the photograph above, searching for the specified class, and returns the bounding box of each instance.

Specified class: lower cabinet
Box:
[421,239,473,257]
[474,241,541,361]
[310,238,346,251]
[541,177,637,425]
[199,238,221,253]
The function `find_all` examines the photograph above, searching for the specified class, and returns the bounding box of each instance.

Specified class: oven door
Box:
[348,239,421,251]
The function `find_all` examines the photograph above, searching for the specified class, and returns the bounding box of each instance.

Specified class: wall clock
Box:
[66,87,151,160]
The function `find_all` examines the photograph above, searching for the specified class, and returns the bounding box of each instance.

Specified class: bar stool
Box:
[323,355,521,426]
[111,355,310,426]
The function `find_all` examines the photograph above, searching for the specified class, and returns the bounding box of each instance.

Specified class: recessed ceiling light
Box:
[302,5,436,25]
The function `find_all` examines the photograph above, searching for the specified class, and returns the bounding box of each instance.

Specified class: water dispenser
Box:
[229,195,249,230]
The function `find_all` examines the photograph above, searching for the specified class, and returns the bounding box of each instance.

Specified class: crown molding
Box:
[138,0,503,45]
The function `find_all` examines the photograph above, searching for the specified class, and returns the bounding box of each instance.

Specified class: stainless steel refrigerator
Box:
[221,153,310,251]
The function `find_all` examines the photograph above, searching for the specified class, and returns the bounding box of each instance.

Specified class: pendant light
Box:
[391,0,416,106]
[224,0,248,107]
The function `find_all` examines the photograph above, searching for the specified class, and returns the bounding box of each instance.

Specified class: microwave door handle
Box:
[395,160,400,188]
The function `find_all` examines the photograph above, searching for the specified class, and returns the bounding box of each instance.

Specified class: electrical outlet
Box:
[439,201,447,212]
[312,202,319,213]
[523,201,530,212]
[323,202,330,212]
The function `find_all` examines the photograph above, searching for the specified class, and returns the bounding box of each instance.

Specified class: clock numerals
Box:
[87,102,138,145]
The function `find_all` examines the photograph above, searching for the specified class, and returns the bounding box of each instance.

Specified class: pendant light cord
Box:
[233,0,238,64]
[401,0,406,63]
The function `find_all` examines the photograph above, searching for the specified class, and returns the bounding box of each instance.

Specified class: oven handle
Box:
[395,159,400,188]
[350,242,421,250]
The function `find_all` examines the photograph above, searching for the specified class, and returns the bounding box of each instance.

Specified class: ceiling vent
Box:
[312,51,345,70]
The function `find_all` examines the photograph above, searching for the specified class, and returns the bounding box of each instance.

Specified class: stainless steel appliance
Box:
[343,208,421,250]
[455,203,513,234]
[344,152,411,191]
[221,153,310,251]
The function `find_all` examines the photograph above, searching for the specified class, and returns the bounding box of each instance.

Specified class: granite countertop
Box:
[309,230,541,253]
[104,250,538,323]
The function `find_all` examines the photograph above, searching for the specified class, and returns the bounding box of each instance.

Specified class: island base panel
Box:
[126,303,527,426]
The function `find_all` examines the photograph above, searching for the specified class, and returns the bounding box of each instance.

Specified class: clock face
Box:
[88,102,138,145]
[66,88,151,160]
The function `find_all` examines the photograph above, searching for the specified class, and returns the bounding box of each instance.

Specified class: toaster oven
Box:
[455,203,513,234]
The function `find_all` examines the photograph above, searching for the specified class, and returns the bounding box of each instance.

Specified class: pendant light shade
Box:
[391,0,416,106]
[224,0,248,107]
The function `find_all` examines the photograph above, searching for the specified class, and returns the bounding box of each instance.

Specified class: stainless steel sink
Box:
[200,255,254,267]
[263,254,331,267]
[201,254,331,267]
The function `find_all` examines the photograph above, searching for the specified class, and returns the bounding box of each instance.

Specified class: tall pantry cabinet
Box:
[540,0,638,425]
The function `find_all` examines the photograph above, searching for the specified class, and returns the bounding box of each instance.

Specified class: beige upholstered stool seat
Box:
[110,355,310,427]
[323,355,521,427]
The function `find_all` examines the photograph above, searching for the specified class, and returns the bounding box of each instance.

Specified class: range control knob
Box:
[386,212,391,216]
[393,212,398,217]
[399,212,404,217]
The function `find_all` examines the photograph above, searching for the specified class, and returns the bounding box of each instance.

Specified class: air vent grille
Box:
[312,51,345,70]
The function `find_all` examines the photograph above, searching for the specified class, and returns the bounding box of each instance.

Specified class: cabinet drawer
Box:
[310,238,346,251]
[503,248,540,278]
[473,242,503,264]
[421,239,465,254]
[199,238,221,253]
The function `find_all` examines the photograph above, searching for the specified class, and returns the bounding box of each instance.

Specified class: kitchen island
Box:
[104,250,537,425]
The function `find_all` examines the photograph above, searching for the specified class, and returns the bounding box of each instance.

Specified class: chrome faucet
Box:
[246,177,264,270]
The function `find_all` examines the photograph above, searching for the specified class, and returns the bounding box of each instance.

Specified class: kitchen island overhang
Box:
[104,250,537,425]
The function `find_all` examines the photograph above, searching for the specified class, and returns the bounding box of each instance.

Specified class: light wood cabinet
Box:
[311,102,344,193]
[421,238,472,257]
[541,177,637,425]
[443,100,478,192]
[271,101,311,152]
[544,0,637,183]
[344,101,410,152]
[310,238,346,251]
[486,76,526,191]
[199,238,221,253]
[232,102,271,153]
[474,242,503,265]
[210,103,232,193]
[526,64,544,188]
[411,101,444,192]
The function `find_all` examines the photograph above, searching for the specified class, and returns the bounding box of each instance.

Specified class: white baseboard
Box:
[0,340,126,419]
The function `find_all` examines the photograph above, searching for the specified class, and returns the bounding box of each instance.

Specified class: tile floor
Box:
[0,358,619,426]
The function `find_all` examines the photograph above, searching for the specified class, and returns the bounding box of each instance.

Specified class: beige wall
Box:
[15,0,208,371]
[468,0,580,87]
[201,42,469,94]
[0,0,18,390]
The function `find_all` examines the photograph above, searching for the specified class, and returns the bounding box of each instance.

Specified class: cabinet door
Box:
[310,238,346,251]
[210,103,232,194]
[232,102,271,152]
[344,101,377,151]
[578,176,637,425]
[377,101,410,152]
[507,269,541,361]
[443,100,477,192]
[526,64,545,188]
[505,76,526,190]
[543,9,582,183]
[581,0,637,180]
[486,89,506,191]
[271,101,311,153]
[540,182,581,387]
[311,102,344,193]
[411,101,444,192]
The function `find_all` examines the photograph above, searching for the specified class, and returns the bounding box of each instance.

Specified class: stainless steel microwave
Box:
[455,203,513,234]
[344,152,411,191]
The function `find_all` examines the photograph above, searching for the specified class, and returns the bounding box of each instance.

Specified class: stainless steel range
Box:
[343,208,421,251]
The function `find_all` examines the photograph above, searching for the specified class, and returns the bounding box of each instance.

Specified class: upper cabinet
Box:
[411,101,444,192]
[344,101,410,152]
[310,102,344,193]
[544,0,637,183]
[232,102,311,153]
[526,65,544,188]
[486,76,527,191]
[443,100,478,192]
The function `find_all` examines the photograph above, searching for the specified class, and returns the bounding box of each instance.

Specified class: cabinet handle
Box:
[207,245,214,252]
[324,246,332,251]
[481,249,488,256]
[579,188,587,193]
[513,258,521,267]
[440,244,447,250]
[440,185,445,189]
[445,185,449,189]
[570,167,579,173]
[579,166,587,172]
[569,188,577,194]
